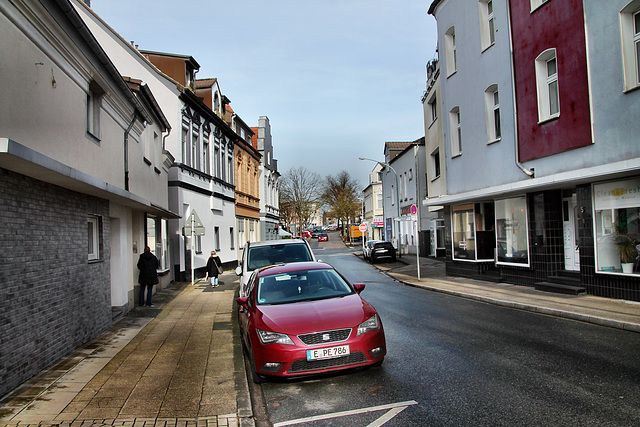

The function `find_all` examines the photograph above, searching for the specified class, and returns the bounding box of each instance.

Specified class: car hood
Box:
[255,294,376,334]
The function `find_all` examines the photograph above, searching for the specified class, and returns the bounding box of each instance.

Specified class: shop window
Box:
[495,197,530,265]
[452,202,495,261]
[594,178,640,275]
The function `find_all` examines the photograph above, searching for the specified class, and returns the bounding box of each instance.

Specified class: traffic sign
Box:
[183,209,205,236]
[410,204,417,216]
[359,223,367,232]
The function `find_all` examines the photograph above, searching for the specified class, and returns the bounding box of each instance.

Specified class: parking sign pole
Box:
[411,204,420,281]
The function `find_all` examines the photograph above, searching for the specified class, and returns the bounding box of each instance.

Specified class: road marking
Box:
[273,400,418,426]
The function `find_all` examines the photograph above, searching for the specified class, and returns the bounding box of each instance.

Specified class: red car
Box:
[236,262,386,383]
[318,232,328,242]
[301,230,311,238]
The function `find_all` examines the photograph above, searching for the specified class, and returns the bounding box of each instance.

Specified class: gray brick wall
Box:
[0,168,112,398]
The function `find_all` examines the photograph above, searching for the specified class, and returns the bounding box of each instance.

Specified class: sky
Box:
[89,0,438,188]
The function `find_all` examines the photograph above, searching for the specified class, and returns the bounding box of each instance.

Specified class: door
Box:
[563,195,580,271]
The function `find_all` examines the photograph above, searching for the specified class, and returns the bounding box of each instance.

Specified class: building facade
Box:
[253,116,280,241]
[363,163,385,241]
[1,0,176,397]
[426,0,640,301]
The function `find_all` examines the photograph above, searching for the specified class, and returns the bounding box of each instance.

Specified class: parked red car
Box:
[236,262,386,383]
[317,232,328,242]
[301,230,311,238]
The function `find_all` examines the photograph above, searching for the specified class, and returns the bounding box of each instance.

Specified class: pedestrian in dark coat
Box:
[137,246,159,306]
[205,250,222,287]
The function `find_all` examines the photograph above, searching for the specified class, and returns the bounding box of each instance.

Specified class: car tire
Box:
[242,339,265,384]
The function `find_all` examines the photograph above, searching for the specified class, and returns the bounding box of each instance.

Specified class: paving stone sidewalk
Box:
[0,274,253,427]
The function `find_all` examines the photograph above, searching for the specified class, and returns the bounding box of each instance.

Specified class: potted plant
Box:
[614,224,637,273]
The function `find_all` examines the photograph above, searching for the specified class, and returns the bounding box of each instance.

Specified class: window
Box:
[495,197,530,266]
[479,0,495,51]
[450,107,462,157]
[214,226,221,251]
[535,49,560,122]
[485,85,501,143]
[452,202,495,262]
[530,0,549,12]
[192,129,199,169]
[86,81,104,140]
[230,227,235,250]
[147,215,169,270]
[182,126,190,166]
[445,27,457,77]
[376,188,383,210]
[428,94,438,124]
[621,3,640,91]
[203,136,210,175]
[593,177,640,275]
[88,215,100,261]
[430,148,441,180]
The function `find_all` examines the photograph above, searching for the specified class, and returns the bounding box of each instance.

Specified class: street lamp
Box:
[359,157,402,257]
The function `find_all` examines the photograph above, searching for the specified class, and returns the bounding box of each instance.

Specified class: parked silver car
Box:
[363,240,382,260]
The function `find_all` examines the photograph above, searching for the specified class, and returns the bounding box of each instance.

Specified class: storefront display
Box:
[495,197,530,266]
[594,177,640,275]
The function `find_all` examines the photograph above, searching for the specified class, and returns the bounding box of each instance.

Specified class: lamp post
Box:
[359,157,402,257]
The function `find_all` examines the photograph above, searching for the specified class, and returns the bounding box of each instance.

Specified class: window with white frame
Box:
[86,81,104,140]
[530,0,549,12]
[445,27,457,77]
[479,0,496,51]
[452,202,496,262]
[450,107,462,157]
[485,85,501,143]
[146,215,169,270]
[621,3,640,91]
[203,136,210,175]
[182,125,190,166]
[88,215,100,261]
[430,148,441,180]
[535,49,560,122]
[376,188,383,210]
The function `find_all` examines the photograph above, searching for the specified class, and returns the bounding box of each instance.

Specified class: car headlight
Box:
[257,329,295,345]
[357,314,380,336]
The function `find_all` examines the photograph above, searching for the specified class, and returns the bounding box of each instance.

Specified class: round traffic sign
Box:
[411,204,418,215]
[359,223,367,232]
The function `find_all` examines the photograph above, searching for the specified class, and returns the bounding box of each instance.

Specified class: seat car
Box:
[317,232,328,242]
[236,262,386,383]
[363,240,382,260]
[369,241,396,263]
[236,239,316,297]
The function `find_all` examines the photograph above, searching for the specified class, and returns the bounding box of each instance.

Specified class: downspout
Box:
[506,3,535,178]
[124,115,137,191]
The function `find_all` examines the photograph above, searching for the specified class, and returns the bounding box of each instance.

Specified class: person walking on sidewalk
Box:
[137,246,159,306]
[205,250,222,287]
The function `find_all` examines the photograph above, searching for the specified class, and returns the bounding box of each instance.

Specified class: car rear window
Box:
[374,242,394,249]
[247,243,313,270]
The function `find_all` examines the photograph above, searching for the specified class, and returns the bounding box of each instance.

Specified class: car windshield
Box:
[246,243,313,270]
[256,269,354,305]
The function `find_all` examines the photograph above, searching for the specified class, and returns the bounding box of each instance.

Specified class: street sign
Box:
[183,209,205,236]
[359,223,367,232]
[410,204,418,216]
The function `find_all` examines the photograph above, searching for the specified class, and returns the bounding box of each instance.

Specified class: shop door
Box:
[563,196,580,271]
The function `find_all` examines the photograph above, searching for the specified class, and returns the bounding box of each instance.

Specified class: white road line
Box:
[367,406,408,427]
[273,400,418,427]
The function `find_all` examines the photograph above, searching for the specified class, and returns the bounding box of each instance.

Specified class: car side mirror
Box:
[354,284,366,294]
[236,296,249,307]
[235,266,243,276]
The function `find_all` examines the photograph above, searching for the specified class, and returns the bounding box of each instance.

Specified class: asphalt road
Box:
[252,235,640,426]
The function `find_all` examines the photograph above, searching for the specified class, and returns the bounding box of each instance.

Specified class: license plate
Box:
[307,345,350,361]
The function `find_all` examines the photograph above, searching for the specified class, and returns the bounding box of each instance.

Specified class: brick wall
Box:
[0,169,111,397]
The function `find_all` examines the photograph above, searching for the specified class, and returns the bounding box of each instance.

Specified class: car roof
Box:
[257,261,332,277]
[247,239,308,248]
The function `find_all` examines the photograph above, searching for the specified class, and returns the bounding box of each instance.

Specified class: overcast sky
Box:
[90,0,438,188]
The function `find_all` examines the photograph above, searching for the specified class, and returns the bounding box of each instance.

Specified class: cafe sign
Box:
[594,177,640,210]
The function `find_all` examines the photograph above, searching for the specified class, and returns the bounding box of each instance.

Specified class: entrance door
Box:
[563,195,580,271]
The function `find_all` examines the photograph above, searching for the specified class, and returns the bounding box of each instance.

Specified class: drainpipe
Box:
[124,115,137,191]
[506,3,535,179]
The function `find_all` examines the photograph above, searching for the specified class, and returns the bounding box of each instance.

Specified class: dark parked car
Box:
[236,262,386,383]
[369,241,396,263]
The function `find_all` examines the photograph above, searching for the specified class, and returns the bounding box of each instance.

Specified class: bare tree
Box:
[279,166,323,235]
[322,171,361,237]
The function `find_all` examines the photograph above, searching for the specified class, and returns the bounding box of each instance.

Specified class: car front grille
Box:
[288,352,368,373]
[298,328,352,345]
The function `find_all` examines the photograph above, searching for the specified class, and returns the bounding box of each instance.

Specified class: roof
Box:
[195,78,217,89]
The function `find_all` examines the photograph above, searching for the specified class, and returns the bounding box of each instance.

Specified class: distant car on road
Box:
[301,230,311,239]
[369,241,397,263]
[317,232,328,242]
[236,261,386,383]
[363,240,382,260]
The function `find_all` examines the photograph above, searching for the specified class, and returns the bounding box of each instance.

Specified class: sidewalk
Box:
[366,251,640,333]
[0,273,253,427]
